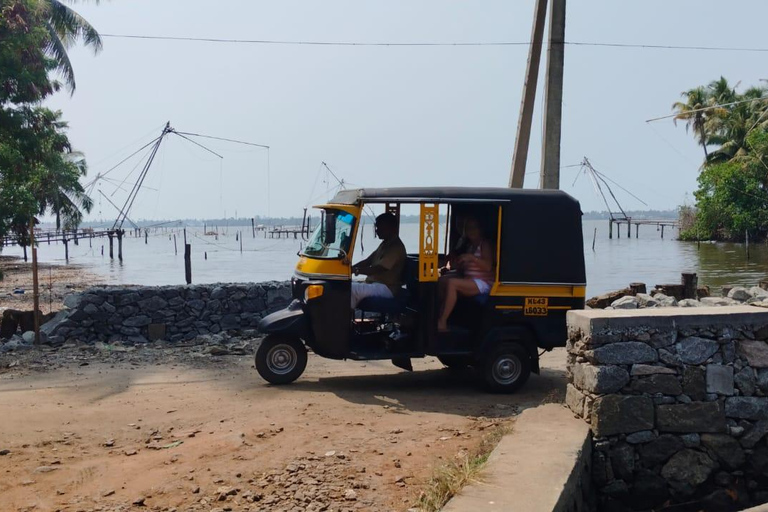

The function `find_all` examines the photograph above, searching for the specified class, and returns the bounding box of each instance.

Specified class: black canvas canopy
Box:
[330,187,586,286]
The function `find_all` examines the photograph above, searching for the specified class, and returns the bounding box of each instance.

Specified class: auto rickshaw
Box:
[256,187,586,392]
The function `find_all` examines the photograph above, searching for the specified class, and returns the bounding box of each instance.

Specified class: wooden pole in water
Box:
[108,231,114,259]
[592,227,597,251]
[746,230,750,260]
[117,230,124,261]
[73,229,78,246]
[144,230,148,244]
[636,223,639,239]
[240,231,243,253]
[173,234,177,255]
[661,225,665,239]
[63,237,69,262]
[184,244,192,284]
[608,219,613,239]
[30,218,40,344]
[183,228,187,244]
[252,218,256,238]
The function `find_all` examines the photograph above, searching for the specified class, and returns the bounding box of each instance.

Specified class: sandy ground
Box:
[0,256,104,315]
[0,346,567,512]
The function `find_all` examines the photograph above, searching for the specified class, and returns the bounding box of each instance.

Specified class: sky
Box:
[46,0,768,221]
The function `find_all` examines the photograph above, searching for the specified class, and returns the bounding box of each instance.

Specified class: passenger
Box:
[350,213,407,308]
[437,217,494,331]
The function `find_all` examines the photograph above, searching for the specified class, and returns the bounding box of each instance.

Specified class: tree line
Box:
[673,77,768,241]
[0,0,98,248]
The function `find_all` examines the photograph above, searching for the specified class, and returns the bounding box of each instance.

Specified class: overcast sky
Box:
[47,0,768,221]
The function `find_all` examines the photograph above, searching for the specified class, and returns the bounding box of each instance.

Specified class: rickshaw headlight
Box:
[305,284,324,301]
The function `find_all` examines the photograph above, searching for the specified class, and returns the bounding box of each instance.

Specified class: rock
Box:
[40,309,71,336]
[659,349,681,366]
[208,346,230,356]
[629,374,682,395]
[739,419,768,448]
[706,365,734,395]
[34,466,58,473]
[678,299,704,307]
[123,315,151,328]
[728,287,753,301]
[611,296,639,309]
[682,366,707,401]
[750,446,768,477]
[344,489,357,501]
[0,449,9,455]
[572,364,630,394]
[758,369,768,393]
[601,479,629,497]
[626,430,656,444]
[565,384,585,417]
[636,293,659,308]
[656,295,679,307]
[132,496,146,506]
[661,449,718,496]
[591,395,654,437]
[21,331,36,344]
[585,342,658,365]
[700,297,738,307]
[631,364,676,376]
[676,337,719,364]
[680,433,700,448]
[751,286,768,299]
[725,397,768,420]
[640,435,684,466]
[62,293,82,309]
[701,433,745,470]
[656,402,726,433]
[737,340,768,368]
[630,469,669,510]
[610,443,634,480]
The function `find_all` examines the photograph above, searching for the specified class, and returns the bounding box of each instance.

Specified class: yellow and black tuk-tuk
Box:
[256,187,586,392]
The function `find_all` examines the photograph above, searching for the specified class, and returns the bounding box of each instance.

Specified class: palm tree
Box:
[673,86,711,159]
[706,85,768,164]
[42,0,102,93]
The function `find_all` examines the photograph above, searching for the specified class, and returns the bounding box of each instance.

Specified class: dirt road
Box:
[0,347,567,512]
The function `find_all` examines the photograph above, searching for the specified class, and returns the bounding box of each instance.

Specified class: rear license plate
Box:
[524,297,548,316]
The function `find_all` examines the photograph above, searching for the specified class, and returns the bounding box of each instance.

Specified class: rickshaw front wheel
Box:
[482,342,531,393]
[255,335,308,385]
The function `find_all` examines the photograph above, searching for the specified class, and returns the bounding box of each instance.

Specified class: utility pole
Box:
[540,0,566,189]
[509,0,549,188]
[30,218,40,344]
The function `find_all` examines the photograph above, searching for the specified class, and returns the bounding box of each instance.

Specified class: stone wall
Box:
[42,282,292,345]
[566,307,768,511]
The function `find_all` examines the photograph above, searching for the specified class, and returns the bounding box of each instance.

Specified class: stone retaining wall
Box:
[566,307,768,511]
[42,282,292,345]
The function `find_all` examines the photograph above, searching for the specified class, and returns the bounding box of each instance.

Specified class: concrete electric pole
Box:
[508,0,566,190]
[539,0,566,190]
[508,0,548,188]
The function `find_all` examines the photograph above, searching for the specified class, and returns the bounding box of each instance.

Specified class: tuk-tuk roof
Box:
[330,187,578,205]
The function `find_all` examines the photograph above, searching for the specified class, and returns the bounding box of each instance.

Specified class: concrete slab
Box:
[442,404,590,512]
[568,306,768,335]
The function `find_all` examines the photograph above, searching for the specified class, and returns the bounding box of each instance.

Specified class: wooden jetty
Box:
[609,218,679,239]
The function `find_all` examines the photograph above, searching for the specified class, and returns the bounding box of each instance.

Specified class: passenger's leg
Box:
[351,282,393,308]
[437,278,480,331]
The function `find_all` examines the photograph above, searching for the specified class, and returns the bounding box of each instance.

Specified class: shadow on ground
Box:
[281,365,568,418]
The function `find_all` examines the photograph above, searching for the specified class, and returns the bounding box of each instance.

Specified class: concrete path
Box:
[443,403,591,512]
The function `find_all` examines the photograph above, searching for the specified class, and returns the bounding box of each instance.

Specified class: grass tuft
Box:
[416,422,512,512]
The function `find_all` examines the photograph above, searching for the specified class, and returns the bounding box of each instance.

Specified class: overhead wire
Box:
[99,33,768,53]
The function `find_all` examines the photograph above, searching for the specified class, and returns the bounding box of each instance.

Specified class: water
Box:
[4,220,768,297]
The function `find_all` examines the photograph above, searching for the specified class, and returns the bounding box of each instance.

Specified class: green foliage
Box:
[0,0,96,245]
[674,78,768,241]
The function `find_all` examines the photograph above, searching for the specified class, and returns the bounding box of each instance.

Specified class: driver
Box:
[350,213,406,308]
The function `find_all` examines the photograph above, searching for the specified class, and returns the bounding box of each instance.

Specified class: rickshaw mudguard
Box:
[258,300,309,338]
[479,326,541,374]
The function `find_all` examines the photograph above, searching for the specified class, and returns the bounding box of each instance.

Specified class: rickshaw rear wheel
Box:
[482,342,530,393]
[255,335,307,385]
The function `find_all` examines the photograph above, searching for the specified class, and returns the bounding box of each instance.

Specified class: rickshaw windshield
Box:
[301,209,355,259]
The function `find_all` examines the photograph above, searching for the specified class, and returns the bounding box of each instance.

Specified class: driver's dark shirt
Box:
[365,236,406,294]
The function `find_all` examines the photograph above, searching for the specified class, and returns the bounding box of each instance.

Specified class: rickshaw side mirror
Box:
[324,213,337,244]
